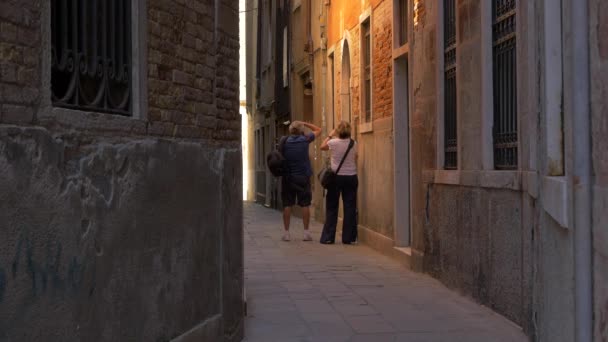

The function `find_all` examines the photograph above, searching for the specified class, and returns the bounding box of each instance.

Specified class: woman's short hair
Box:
[336,121,351,139]
[289,121,304,135]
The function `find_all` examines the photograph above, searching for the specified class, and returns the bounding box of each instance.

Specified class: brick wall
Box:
[0,0,41,124]
[331,1,393,126]
[371,0,393,119]
[148,0,240,142]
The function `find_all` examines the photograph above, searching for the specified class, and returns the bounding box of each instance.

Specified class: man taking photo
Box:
[280,120,322,242]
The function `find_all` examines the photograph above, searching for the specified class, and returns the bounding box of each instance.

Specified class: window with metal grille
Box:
[443,0,457,169]
[51,0,132,115]
[399,0,408,46]
[492,0,517,169]
[362,20,371,123]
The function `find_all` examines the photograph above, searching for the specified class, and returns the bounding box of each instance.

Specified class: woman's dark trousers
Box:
[320,175,358,244]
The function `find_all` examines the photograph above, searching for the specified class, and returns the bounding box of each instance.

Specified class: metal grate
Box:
[51,0,132,115]
[363,20,371,123]
[399,0,408,46]
[444,0,457,169]
[492,0,517,169]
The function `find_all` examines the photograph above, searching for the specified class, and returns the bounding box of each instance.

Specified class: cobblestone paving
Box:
[243,203,529,342]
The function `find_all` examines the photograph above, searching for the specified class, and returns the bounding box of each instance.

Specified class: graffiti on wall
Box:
[0,234,88,304]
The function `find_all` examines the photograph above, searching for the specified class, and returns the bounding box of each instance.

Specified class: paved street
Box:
[242,202,529,342]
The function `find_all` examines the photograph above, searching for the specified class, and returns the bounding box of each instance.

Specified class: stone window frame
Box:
[393,0,411,56]
[266,0,273,69]
[435,0,459,171]
[327,45,336,131]
[427,1,531,192]
[394,0,409,48]
[40,0,148,123]
[283,27,289,88]
[359,7,373,133]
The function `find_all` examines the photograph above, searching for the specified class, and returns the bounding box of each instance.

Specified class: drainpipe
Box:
[571,0,593,340]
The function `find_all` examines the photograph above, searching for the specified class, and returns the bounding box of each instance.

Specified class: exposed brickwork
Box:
[148,0,239,141]
[0,0,240,144]
[371,1,393,119]
[331,1,393,126]
[215,0,241,143]
[0,0,41,124]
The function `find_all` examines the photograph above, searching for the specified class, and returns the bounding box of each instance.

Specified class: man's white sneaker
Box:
[303,231,313,241]
[282,232,291,241]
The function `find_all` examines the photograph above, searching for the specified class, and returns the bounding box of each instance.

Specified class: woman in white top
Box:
[319,121,358,244]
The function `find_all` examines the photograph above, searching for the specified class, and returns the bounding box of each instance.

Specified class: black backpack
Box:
[266,136,288,177]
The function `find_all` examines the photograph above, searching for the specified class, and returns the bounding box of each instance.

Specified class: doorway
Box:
[393,55,411,246]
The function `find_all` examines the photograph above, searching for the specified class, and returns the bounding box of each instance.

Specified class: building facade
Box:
[248,0,605,340]
[247,0,291,209]
[0,0,244,340]
[410,1,604,340]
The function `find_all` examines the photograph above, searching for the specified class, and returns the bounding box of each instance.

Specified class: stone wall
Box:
[590,0,608,340]
[424,185,525,326]
[0,0,243,341]
[410,0,535,333]
[410,0,437,255]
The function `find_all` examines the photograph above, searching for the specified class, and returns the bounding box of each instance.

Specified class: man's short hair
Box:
[289,121,304,135]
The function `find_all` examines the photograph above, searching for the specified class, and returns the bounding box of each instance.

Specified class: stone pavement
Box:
[242,202,529,342]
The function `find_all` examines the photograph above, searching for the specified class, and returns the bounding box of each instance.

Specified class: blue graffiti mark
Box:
[9,235,86,297]
[11,235,25,277]
[0,268,6,302]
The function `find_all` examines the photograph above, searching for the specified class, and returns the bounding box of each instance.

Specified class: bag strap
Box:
[335,139,354,175]
[278,135,288,153]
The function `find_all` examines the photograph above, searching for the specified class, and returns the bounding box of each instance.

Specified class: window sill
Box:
[359,122,373,134]
[39,107,147,135]
[423,169,522,191]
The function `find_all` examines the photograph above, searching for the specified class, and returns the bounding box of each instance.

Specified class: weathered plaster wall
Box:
[410,0,437,254]
[0,0,243,341]
[0,129,241,341]
[411,0,535,334]
[424,185,524,326]
[590,0,608,340]
[358,117,395,238]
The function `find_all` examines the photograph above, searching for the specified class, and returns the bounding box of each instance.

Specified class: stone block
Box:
[0,22,17,42]
[0,63,17,83]
[1,104,33,124]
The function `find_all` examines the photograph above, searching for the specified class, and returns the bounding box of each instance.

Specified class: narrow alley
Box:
[243,203,528,342]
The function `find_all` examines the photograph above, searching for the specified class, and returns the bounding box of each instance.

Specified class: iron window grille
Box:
[443,0,457,169]
[492,0,517,169]
[363,20,371,123]
[51,0,132,115]
[399,0,408,46]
